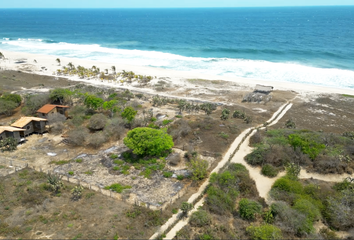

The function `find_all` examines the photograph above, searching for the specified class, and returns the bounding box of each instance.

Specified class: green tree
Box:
[0,99,17,116]
[181,202,193,215]
[239,198,263,221]
[1,93,22,106]
[49,88,73,105]
[188,158,209,181]
[56,58,61,66]
[123,127,174,156]
[103,100,119,117]
[246,224,282,240]
[84,94,104,110]
[0,137,17,152]
[220,108,230,120]
[121,106,137,124]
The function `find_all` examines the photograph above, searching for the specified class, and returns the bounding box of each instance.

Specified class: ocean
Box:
[0,7,354,89]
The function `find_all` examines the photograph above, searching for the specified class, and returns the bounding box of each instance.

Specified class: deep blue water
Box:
[1,7,354,88]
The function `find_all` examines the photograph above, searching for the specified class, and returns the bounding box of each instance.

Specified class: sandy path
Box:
[150,100,294,240]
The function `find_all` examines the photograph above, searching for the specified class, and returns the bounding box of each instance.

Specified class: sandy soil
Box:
[1,50,354,96]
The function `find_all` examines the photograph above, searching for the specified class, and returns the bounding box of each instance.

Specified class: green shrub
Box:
[113,159,124,165]
[246,224,282,240]
[75,158,83,163]
[104,183,132,193]
[288,134,325,160]
[162,119,173,125]
[181,202,193,215]
[293,199,321,222]
[188,158,209,181]
[261,164,278,178]
[110,154,119,159]
[207,185,238,214]
[123,127,174,156]
[270,201,314,236]
[125,208,142,218]
[245,147,268,166]
[175,115,182,118]
[239,198,262,221]
[68,171,74,176]
[189,209,211,227]
[84,170,93,175]
[172,208,178,214]
[163,171,173,178]
[177,175,184,180]
[272,177,303,194]
[228,163,248,173]
[0,137,17,152]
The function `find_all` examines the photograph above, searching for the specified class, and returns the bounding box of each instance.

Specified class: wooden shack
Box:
[0,126,25,143]
[11,117,48,136]
[36,104,69,119]
[254,84,274,94]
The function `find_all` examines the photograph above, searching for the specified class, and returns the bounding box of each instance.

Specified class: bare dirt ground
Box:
[0,168,172,239]
[276,93,354,133]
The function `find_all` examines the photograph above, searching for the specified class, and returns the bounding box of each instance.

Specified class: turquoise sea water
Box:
[0,7,354,88]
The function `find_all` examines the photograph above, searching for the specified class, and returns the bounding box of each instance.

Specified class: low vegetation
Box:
[246,129,354,175]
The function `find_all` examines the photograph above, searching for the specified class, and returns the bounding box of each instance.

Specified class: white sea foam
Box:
[1,38,353,89]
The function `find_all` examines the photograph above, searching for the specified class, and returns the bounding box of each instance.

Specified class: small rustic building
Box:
[0,126,25,143]
[11,117,48,136]
[36,104,69,118]
[254,84,274,94]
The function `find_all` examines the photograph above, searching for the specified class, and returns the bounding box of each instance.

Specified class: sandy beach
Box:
[1,50,354,96]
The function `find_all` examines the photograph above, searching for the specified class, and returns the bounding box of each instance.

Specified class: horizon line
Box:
[1,5,354,9]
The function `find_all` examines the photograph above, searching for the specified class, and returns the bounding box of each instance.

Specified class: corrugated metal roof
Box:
[0,126,25,135]
[36,104,69,114]
[11,117,48,128]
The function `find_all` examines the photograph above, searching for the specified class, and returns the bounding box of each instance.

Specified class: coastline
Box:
[1,50,354,96]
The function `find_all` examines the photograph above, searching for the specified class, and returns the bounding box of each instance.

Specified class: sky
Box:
[0,0,353,8]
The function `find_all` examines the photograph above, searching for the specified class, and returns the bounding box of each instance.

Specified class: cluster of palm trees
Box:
[54,58,154,85]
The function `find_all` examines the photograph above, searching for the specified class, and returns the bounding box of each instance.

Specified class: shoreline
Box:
[1,50,354,96]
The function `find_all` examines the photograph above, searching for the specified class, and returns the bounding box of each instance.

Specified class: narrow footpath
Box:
[149,101,294,240]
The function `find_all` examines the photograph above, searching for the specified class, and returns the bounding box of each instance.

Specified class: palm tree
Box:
[111,66,116,74]
[105,69,108,74]
[67,62,74,70]
[0,52,4,59]
[56,58,61,66]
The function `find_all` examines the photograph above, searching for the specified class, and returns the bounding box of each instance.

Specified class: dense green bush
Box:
[293,199,321,222]
[123,127,174,156]
[288,134,325,160]
[1,93,21,105]
[271,201,313,236]
[261,164,278,177]
[121,106,137,124]
[272,177,303,194]
[239,198,262,221]
[0,99,17,115]
[189,209,211,227]
[206,185,238,214]
[246,224,282,240]
[245,146,268,166]
[188,158,209,181]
